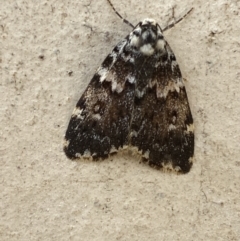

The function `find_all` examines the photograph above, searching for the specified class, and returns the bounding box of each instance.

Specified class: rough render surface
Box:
[1,0,240,240]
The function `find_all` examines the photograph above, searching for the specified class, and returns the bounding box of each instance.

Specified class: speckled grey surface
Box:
[1,0,240,240]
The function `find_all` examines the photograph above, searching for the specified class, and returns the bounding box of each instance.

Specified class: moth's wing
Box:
[130,43,194,173]
[64,40,135,159]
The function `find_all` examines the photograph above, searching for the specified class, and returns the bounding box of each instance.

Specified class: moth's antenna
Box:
[162,8,193,32]
[107,0,134,28]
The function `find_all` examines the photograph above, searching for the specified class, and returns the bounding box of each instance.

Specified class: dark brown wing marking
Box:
[130,43,194,173]
[64,40,137,159]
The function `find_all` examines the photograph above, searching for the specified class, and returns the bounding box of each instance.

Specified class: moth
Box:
[64,1,194,173]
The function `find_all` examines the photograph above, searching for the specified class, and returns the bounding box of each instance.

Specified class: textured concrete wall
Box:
[1,0,240,240]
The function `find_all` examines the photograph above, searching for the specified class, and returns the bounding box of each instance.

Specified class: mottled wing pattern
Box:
[64,39,136,159]
[64,18,194,173]
[130,43,194,173]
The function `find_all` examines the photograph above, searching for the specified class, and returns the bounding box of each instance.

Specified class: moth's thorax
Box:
[129,18,165,56]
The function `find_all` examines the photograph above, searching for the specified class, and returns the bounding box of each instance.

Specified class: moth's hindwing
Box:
[64,18,194,173]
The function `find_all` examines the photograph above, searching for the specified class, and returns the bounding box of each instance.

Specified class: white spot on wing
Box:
[111,80,117,91]
[64,139,69,148]
[142,150,149,159]
[110,146,118,154]
[130,33,141,48]
[172,116,176,124]
[75,152,81,158]
[72,107,84,119]
[111,80,124,93]
[92,113,101,120]
[100,70,124,93]
[188,157,194,164]
[83,150,91,158]
[157,79,184,98]
[110,51,118,62]
[156,39,165,51]
[130,130,138,138]
[162,162,182,173]
[122,145,128,150]
[171,60,178,69]
[168,124,176,131]
[136,89,146,98]
[127,74,135,84]
[185,124,194,133]
[115,85,124,93]
[97,67,108,83]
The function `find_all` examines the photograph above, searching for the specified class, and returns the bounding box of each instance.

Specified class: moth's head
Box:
[129,18,165,56]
